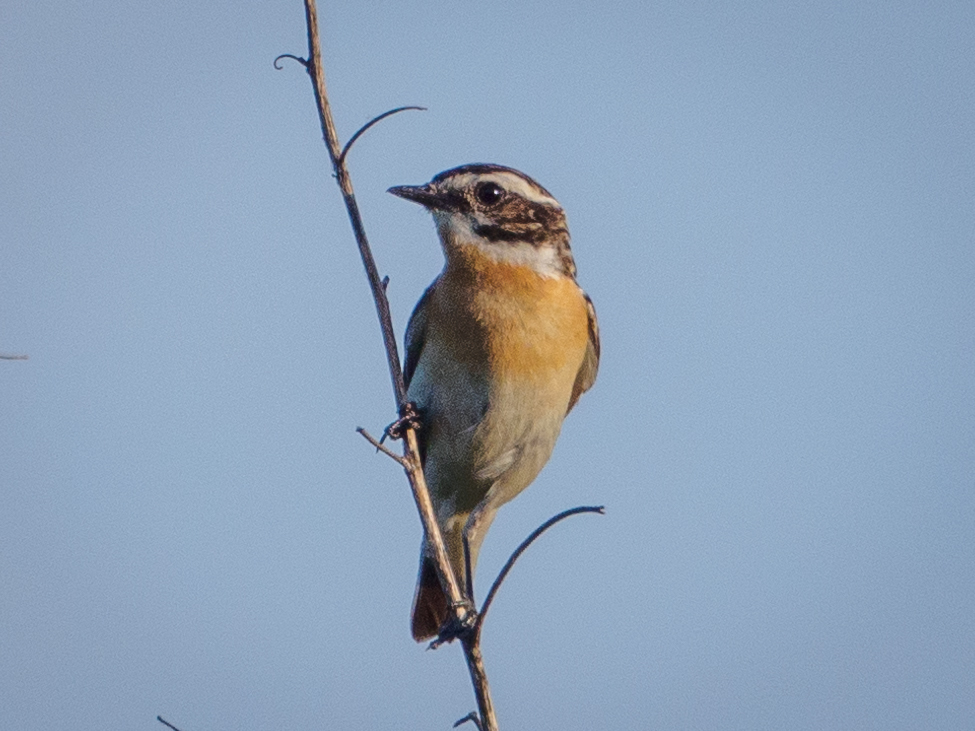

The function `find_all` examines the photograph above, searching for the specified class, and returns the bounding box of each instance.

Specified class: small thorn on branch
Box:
[356,427,407,465]
[381,275,390,291]
[454,711,485,730]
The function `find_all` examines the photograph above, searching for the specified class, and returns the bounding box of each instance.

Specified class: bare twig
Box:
[475,506,606,641]
[459,636,497,730]
[156,717,183,731]
[0,353,28,360]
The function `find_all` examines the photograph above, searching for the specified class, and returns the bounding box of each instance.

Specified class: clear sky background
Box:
[2,1,973,729]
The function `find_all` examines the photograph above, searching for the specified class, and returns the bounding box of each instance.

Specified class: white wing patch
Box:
[475,446,522,482]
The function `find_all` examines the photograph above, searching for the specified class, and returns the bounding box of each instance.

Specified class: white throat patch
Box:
[433,210,563,279]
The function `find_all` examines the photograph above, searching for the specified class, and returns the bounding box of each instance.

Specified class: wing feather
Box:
[404,284,435,390]
[403,283,436,463]
[567,291,600,413]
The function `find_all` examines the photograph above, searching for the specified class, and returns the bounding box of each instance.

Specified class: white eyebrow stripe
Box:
[442,172,561,208]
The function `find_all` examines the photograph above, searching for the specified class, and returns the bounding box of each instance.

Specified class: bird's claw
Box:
[382,401,422,443]
[428,600,478,648]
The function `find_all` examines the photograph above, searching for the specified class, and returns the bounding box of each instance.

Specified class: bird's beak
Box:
[387,183,444,209]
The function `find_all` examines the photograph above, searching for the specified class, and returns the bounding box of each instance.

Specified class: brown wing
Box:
[403,283,436,463]
[567,291,600,413]
[404,283,435,390]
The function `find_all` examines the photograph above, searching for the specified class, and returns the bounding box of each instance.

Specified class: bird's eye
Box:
[474,182,505,206]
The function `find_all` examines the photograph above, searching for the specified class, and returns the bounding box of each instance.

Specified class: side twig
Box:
[339,106,426,165]
[356,427,407,465]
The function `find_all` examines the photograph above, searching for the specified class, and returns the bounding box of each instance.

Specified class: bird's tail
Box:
[411,516,472,642]
[410,509,499,641]
[411,556,449,642]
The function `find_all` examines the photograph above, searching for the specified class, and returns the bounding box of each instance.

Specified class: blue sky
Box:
[2,1,973,729]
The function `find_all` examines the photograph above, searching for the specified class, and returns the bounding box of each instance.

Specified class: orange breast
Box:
[429,248,590,383]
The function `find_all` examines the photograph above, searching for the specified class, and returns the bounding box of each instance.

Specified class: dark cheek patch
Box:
[473,223,546,244]
[471,199,564,245]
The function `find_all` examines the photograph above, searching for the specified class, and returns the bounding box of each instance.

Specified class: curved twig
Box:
[273,53,308,70]
[475,505,605,639]
[338,106,427,165]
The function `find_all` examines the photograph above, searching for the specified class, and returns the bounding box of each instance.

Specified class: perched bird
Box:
[389,164,599,641]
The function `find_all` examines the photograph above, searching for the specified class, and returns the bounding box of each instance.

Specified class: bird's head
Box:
[389,164,576,278]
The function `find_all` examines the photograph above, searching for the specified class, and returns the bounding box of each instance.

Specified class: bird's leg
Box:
[462,529,476,602]
[381,401,422,443]
[461,503,494,609]
[430,507,488,646]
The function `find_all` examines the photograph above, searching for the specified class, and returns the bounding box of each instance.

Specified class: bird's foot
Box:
[382,401,422,443]
[429,599,478,648]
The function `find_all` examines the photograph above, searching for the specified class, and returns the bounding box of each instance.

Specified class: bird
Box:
[388,163,599,641]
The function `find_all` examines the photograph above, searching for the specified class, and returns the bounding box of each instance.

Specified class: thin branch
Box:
[291,1,489,727]
[460,634,498,730]
[339,106,427,165]
[0,353,28,360]
[156,717,182,731]
[297,0,466,620]
[475,506,605,640]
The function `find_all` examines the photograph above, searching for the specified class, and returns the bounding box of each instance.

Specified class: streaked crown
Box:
[389,164,577,278]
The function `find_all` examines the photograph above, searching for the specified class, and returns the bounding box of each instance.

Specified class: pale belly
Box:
[406,329,583,521]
